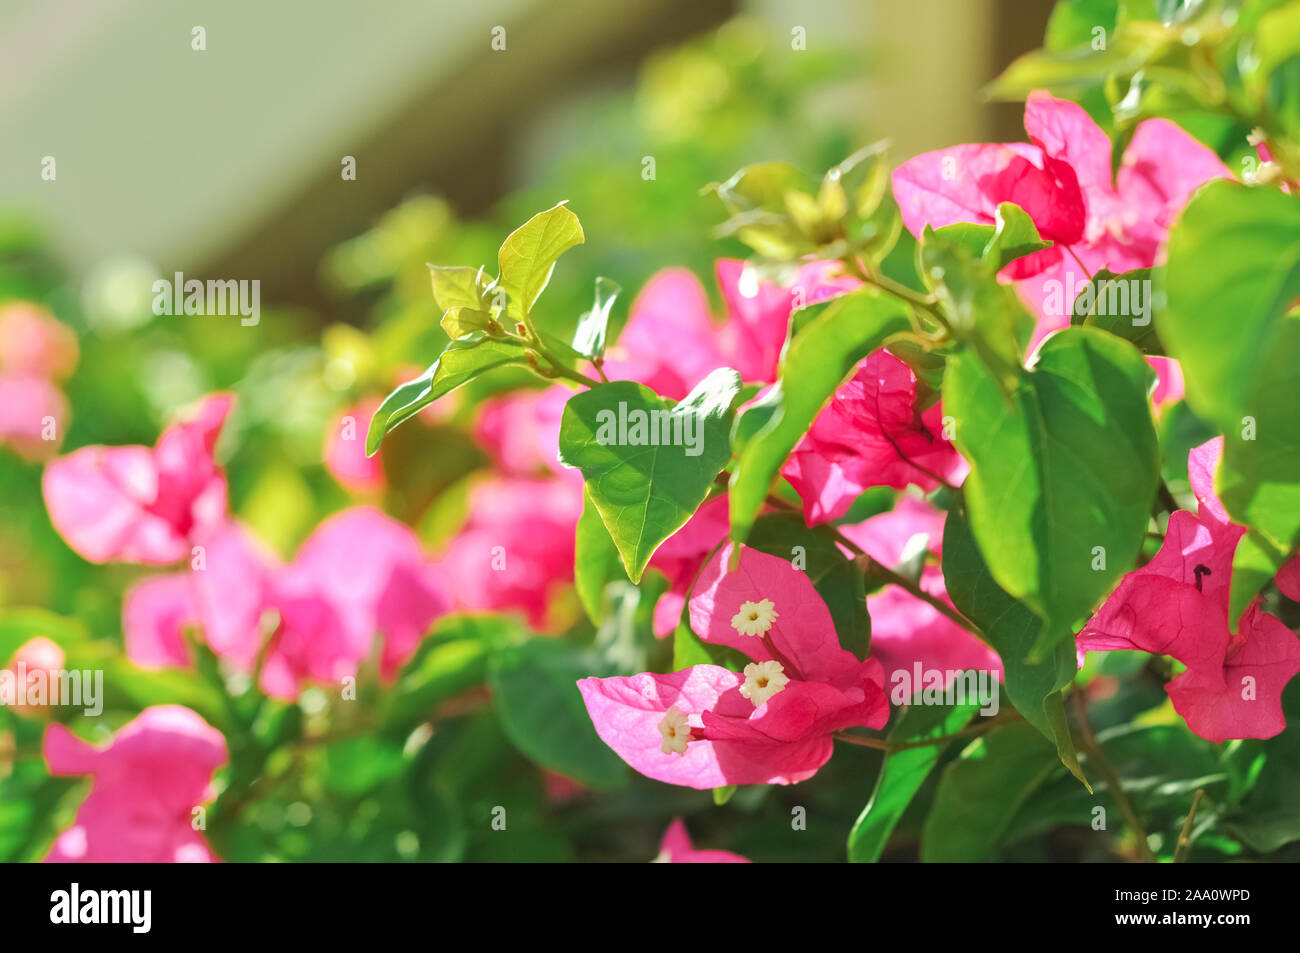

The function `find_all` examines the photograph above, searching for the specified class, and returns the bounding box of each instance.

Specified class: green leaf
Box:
[496,202,584,320]
[1225,681,1300,852]
[0,609,89,660]
[1045,0,1120,51]
[713,784,737,805]
[746,512,869,658]
[559,368,741,583]
[942,508,1089,787]
[366,335,527,454]
[488,640,628,790]
[673,616,717,669]
[322,736,406,795]
[429,265,490,312]
[729,288,910,545]
[1158,180,1300,618]
[848,701,978,862]
[945,327,1159,646]
[572,276,620,362]
[1006,722,1227,851]
[921,720,1060,861]
[713,161,817,216]
[1068,267,1162,353]
[919,204,1045,389]
[985,23,1172,101]
[381,640,490,734]
[574,486,630,622]
[440,307,495,339]
[381,613,521,733]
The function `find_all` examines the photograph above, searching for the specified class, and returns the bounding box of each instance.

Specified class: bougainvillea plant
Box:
[8,0,1300,863]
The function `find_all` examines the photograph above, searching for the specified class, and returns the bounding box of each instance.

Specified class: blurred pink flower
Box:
[783,351,965,524]
[441,477,582,629]
[3,637,66,717]
[893,91,1230,345]
[1078,438,1300,741]
[123,509,450,698]
[42,393,233,564]
[0,374,68,462]
[604,259,856,399]
[579,545,889,788]
[473,384,571,477]
[647,496,731,637]
[1148,355,1184,412]
[842,498,1002,686]
[43,705,227,863]
[324,398,385,493]
[653,818,749,863]
[0,302,78,381]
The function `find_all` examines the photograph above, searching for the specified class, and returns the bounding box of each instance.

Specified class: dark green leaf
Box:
[488,640,628,790]
[848,701,978,862]
[945,327,1159,648]
[943,508,1088,786]
[922,720,1060,861]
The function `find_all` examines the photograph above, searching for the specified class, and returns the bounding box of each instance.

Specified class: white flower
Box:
[731,599,778,636]
[739,660,789,707]
[657,705,692,755]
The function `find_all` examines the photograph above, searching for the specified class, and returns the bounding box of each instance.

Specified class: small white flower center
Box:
[739,660,789,707]
[731,598,777,636]
[657,705,691,756]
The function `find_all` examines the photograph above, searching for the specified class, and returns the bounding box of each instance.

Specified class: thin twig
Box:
[1174,788,1206,863]
[1072,692,1156,863]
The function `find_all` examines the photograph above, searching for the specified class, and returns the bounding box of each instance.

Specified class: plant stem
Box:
[841,254,949,328]
[858,552,985,638]
[833,731,889,750]
[1173,788,1206,863]
[1071,692,1156,863]
[834,710,1022,754]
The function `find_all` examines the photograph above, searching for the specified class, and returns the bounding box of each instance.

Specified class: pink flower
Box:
[441,476,582,629]
[1078,438,1300,742]
[473,385,571,477]
[43,706,227,863]
[0,375,67,462]
[123,510,450,698]
[578,545,889,788]
[647,496,731,637]
[277,507,450,681]
[892,91,1230,344]
[324,398,385,493]
[653,818,750,863]
[0,303,78,381]
[841,498,1002,685]
[3,637,66,717]
[42,393,233,564]
[782,351,965,524]
[1276,553,1300,603]
[1148,356,1184,412]
[604,260,856,399]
